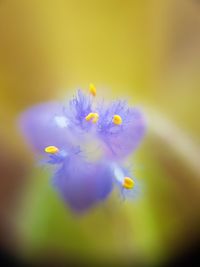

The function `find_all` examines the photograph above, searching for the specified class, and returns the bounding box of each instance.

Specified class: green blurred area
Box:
[0,0,200,266]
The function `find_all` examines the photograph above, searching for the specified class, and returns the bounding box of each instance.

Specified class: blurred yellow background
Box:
[0,0,199,266]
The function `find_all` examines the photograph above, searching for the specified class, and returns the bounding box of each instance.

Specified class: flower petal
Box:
[53,156,113,212]
[97,101,146,158]
[19,102,71,153]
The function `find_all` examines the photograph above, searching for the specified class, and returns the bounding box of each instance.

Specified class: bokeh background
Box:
[0,0,200,266]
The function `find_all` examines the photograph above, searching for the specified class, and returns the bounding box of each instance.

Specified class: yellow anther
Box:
[44,146,59,154]
[85,112,99,123]
[92,114,99,123]
[123,177,135,189]
[113,115,122,125]
[89,83,96,97]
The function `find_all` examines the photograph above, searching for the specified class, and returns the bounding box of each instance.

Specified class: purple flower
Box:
[19,85,146,212]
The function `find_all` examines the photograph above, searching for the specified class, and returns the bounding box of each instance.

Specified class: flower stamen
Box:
[113,115,122,125]
[85,112,99,123]
[89,83,96,97]
[45,146,59,154]
[123,177,134,189]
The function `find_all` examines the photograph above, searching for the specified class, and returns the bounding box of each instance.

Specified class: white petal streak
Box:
[54,116,69,128]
